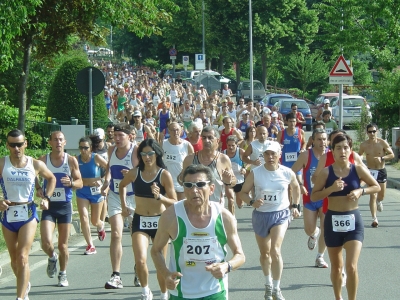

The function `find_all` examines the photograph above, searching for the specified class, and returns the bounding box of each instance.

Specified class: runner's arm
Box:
[69,155,83,189]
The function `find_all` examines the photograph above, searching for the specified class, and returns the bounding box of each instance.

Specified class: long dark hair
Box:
[136,139,166,171]
[244,125,256,141]
[89,135,102,152]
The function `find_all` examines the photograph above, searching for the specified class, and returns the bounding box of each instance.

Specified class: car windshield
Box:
[242,82,264,90]
[282,101,309,109]
[343,99,364,107]
[270,97,292,105]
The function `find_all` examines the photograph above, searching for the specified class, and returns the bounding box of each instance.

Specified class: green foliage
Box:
[0,101,18,142]
[351,105,372,144]
[46,57,108,123]
[143,58,161,70]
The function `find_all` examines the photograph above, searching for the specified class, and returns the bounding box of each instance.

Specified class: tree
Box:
[1,0,178,132]
[46,57,108,125]
[284,51,328,97]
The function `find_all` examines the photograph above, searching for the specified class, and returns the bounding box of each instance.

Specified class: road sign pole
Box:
[89,68,93,134]
[339,84,343,129]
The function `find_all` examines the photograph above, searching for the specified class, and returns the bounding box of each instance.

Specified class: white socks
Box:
[265,275,272,285]
[273,280,280,290]
[142,286,150,295]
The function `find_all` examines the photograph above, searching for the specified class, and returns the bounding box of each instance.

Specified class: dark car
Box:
[261,93,294,110]
[274,99,313,131]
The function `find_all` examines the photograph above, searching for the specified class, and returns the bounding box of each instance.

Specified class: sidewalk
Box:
[384,164,400,189]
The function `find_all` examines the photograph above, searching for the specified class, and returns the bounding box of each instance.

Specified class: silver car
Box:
[237,80,266,101]
[332,95,369,125]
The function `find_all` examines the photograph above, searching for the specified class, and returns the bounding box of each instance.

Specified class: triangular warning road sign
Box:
[330,55,353,76]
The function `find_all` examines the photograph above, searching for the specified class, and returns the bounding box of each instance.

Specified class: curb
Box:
[0,219,80,267]
[387,178,400,190]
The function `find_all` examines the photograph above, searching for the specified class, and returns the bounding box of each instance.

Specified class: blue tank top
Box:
[159,111,170,131]
[109,144,135,196]
[266,125,276,139]
[280,128,302,167]
[78,154,101,178]
[325,164,360,197]
[44,154,73,203]
[180,131,187,139]
[302,149,320,203]
[239,120,250,134]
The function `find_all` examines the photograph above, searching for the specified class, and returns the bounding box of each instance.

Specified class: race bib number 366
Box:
[332,214,355,232]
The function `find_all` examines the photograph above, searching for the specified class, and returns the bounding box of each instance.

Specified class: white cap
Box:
[324,99,330,104]
[199,84,204,88]
[241,110,250,115]
[133,110,142,117]
[93,128,105,139]
[264,141,281,153]
[271,112,278,118]
[263,107,271,114]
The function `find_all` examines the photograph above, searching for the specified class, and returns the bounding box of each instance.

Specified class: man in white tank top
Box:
[239,141,301,300]
[151,164,245,300]
[0,129,56,300]
[162,122,194,200]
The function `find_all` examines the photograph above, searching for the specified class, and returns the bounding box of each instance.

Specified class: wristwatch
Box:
[291,204,299,209]
[249,199,255,206]
[227,261,232,273]
[44,195,51,202]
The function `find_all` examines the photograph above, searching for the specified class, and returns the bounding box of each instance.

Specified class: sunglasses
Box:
[79,146,90,150]
[368,130,377,134]
[8,142,25,148]
[140,151,156,157]
[183,181,210,188]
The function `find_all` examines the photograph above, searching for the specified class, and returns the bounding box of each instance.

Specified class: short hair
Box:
[188,121,203,132]
[106,124,114,130]
[223,116,233,125]
[312,128,326,140]
[331,134,353,150]
[49,131,64,140]
[313,121,325,130]
[79,136,92,147]
[226,135,238,144]
[366,123,378,131]
[291,103,297,108]
[7,129,24,139]
[322,110,331,117]
[202,126,220,139]
[328,129,346,142]
[285,112,296,121]
[182,164,215,183]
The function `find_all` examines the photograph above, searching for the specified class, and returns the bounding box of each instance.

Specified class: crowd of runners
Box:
[0,62,394,300]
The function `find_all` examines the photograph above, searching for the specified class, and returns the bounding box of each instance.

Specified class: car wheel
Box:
[306,125,311,131]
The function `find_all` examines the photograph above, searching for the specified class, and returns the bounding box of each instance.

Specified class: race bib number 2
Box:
[113,179,133,193]
[7,205,29,223]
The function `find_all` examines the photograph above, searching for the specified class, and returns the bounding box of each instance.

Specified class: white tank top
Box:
[182,107,193,121]
[249,140,271,169]
[152,95,160,106]
[170,90,178,103]
[222,89,230,98]
[169,201,228,298]
[253,164,292,212]
[163,139,190,189]
[1,156,36,202]
[227,109,237,122]
[135,124,145,143]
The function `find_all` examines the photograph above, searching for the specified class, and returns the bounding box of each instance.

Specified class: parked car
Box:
[236,80,266,101]
[97,47,113,57]
[261,93,294,109]
[274,99,313,131]
[87,49,98,56]
[311,92,348,121]
[331,95,368,126]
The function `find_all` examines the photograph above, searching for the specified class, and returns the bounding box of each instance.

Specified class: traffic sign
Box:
[195,54,205,70]
[330,55,353,76]
[183,56,189,66]
[169,48,177,56]
[329,77,353,85]
[170,56,176,60]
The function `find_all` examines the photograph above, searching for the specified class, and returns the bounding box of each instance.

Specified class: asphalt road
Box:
[1,185,399,300]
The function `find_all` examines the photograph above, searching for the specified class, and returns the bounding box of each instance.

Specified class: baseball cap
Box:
[221,99,228,103]
[241,110,250,115]
[199,84,204,88]
[324,99,330,104]
[93,128,105,139]
[264,141,281,153]
[271,112,278,118]
[263,107,271,114]
[133,111,142,117]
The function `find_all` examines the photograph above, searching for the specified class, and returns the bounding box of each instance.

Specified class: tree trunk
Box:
[218,55,224,74]
[236,62,241,102]
[261,53,267,89]
[17,36,33,133]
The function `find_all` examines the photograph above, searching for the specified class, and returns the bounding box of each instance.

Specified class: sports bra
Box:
[134,168,166,198]
[325,164,360,197]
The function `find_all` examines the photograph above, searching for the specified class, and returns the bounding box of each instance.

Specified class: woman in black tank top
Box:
[117,139,177,298]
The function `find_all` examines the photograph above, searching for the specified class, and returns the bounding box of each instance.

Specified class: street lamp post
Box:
[249,0,254,101]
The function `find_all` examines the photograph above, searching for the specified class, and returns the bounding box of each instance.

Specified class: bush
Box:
[143,58,160,70]
[46,57,108,123]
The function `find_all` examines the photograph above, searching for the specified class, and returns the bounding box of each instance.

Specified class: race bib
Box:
[165,154,177,162]
[326,128,333,134]
[52,188,66,202]
[332,214,355,232]
[139,216,160,229]
[285,152,297,162]
[90,186,101,195]
[113,179,133,193]
[370,170,379,180]
[261,190,282,205]
[7,205,29,223]
[183,237,216,262]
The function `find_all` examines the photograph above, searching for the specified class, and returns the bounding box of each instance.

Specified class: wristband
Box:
[157,194,161,201]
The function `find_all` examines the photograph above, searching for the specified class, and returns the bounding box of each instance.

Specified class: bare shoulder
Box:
[378,138,390,148]
[67,154,78,166]
[218,152,231,164]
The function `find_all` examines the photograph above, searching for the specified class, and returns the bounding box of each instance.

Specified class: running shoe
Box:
[84,245,97,255]
[341,271,347,287]
[272,288,285,300]
[58,273,69,287]
[47,253,58,278]
[371,218,379,228]
[105,274,123,289]
[264,284,273,300]
[377,200,383,212]
[315,256,329,268]
[98,229,106,241]
[307,227,320,250]
[24,281,31,300]
[141,290,153,300]
[134,265,141,287]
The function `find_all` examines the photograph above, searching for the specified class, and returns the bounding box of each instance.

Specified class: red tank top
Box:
[220,128,234,151]
[295,111,303,129]
[186,137,203,152]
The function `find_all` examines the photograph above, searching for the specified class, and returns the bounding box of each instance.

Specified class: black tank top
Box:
[134,168,166,198]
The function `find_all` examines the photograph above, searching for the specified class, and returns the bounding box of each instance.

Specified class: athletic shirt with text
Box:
[109,144,135,196]
[280,127,302,167]
[0,156,36,203]
[163,139,190,189]
[249,140,272,170]
[44,154,73,202]
[169,201,228,299]
[182,107,193,121]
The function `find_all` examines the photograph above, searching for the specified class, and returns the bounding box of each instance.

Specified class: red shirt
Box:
[220,128,234,151]
[186,137,203,152]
